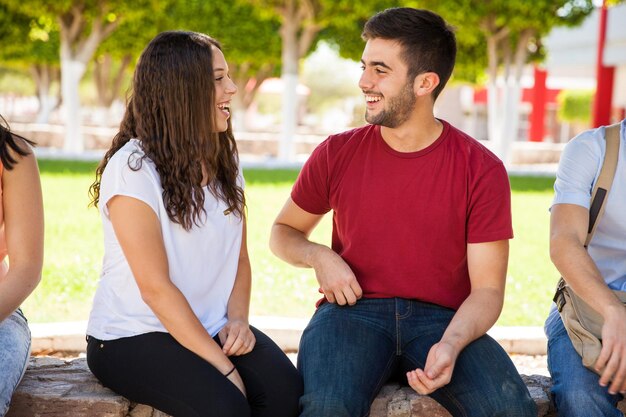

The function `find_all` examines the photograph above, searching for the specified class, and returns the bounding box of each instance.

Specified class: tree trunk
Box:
[93,54,131,126]
[57,5,118,152]
[485,27,532,166]
[279,6,299,161]
[94,54,130,108]
[277,0,321,161]
[500,82,522,164]
[60,57,87,152]
[30,64,59,124]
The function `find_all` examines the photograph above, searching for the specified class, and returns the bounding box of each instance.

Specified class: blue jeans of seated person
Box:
[0,309,31,417]
[298,298,536,417]
[545,307,624,417]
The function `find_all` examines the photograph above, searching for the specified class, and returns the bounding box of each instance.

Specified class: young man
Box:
[547,118,626,417]
[270,7,536,417]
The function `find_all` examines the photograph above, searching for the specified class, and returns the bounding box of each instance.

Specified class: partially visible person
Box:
[0,115,44,417]
[86,31,301,417]
[270,7,535,417]
[547,118,626,416]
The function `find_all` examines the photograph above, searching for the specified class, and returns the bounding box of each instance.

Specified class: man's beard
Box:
[365,82,416,128]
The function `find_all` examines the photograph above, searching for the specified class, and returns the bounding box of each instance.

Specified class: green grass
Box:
[504,176,558,326]
[21,161,558,326]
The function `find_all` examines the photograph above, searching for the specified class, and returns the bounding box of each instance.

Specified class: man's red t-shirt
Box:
[291,121,513,310]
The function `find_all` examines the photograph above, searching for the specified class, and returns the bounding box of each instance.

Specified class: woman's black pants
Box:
[87,326,302,417]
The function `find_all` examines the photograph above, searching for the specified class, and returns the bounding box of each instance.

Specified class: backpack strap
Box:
[585,122,621,247]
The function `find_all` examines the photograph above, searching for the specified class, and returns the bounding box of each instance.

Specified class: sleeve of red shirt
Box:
[466,161,514,243]
[291,138,332,215]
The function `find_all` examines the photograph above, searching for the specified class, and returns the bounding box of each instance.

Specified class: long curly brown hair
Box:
[89,31,245,230]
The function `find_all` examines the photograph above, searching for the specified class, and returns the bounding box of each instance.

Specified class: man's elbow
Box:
[269,223,284,257]
[549,234,566,267]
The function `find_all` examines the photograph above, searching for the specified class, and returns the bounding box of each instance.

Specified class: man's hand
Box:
[219,319,256,356]
[596,306,626,394]
[406,341,458,395]
[309,245,362,305]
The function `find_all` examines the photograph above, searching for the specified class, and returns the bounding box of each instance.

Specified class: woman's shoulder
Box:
[102,139,160,186]
[106,140,152,172]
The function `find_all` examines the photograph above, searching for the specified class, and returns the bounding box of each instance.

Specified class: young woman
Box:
[0,115,44,417]
[86,31,302,417]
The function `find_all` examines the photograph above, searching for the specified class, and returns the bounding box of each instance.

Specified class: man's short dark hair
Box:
[362,7,456,99]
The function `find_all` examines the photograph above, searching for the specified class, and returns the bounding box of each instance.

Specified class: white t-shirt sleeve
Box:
[100,150,162,219]
[552,130,603,210]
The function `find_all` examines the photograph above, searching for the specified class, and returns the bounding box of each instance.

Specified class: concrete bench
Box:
[8,357,626,417]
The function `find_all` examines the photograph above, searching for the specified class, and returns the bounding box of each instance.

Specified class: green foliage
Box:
[422,0,594,78]
[0,3,59,67]
[321,0,594,84]
[0,3,30,57]
[164,0,282,77]
[314,1,493,84]
[557,89,594,123]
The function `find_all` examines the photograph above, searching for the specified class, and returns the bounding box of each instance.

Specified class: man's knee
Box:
[452,389,536,417]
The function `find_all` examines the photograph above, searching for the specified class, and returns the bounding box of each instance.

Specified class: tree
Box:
[321,3,488,85]
[240,0,391,159]
[421,0,595,163]
[165,0,282,130]
[0,5,60,123]
[0,0,164,151]
[90,8,164,126]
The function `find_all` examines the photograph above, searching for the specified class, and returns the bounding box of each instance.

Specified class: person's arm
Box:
[550,203,626,394]
[0,150,44,322]
[407,239,508,394]
[270,197,362,305]
[108,195,246,396]
[218,218,256,356]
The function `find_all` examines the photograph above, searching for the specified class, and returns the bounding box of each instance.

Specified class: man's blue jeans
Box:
[0,309,31,417]
[545,307,624,417]
[298,298,536,417]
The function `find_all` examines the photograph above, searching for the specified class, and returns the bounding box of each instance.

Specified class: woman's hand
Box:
[219,319,256,356]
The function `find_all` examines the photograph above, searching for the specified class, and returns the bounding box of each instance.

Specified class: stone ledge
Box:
[10,357,626,417]
[7,358,170,417]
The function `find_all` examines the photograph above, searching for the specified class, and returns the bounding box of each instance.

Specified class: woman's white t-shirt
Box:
[87,139,243,340]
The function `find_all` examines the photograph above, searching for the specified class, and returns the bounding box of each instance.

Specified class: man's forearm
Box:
[440,287,503,353]
[551,234,623,318]
[270,223,325,268]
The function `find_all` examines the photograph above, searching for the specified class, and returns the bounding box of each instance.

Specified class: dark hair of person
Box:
[89,31,245,230]
[0,115,35,171]
[362,7,457,99]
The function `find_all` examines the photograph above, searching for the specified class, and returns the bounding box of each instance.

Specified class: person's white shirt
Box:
[552,120,626,289]
[87,139,243,340]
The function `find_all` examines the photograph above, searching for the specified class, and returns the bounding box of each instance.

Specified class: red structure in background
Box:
[529,67,547,142]
[593,0,615,127]
[473,84,560,142]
